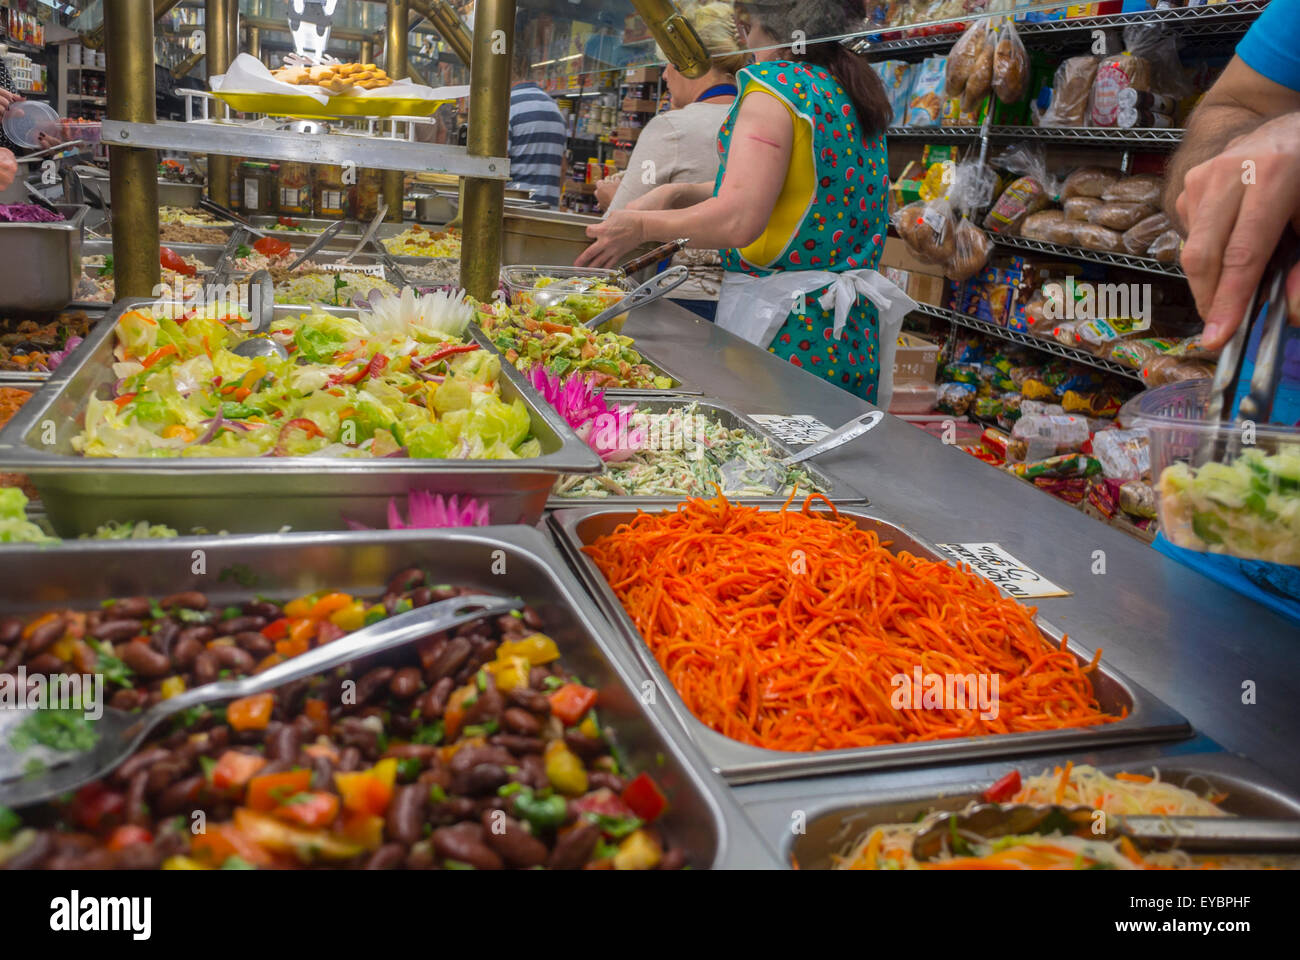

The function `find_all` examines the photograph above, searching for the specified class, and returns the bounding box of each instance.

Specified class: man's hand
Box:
[0,87,23,120]
[0,149,16,192]
[576,210,646,268]
[1177,112,1300,348]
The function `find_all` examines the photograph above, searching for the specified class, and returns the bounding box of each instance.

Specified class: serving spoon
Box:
[0,593,519,808]
[230,269,287,360]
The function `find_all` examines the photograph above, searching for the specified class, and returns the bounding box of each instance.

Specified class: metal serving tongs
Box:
[911,803,1300,861]
[718,411,885,493]
[199,197,269,238]
[282,217,348,272]
[0,593,519,808]
[339,200,388,265]
[582,263,689,331]
[1199,226,1300,465]
[536,239,691,308]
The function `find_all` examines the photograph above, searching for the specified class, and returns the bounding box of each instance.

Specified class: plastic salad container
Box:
[1123,378,1300,565]
[500,265,634,334]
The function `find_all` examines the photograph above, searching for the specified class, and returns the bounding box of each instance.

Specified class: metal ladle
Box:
[230,269,286,361]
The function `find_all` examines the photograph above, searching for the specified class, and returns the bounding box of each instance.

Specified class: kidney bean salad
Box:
[0,570,679,870]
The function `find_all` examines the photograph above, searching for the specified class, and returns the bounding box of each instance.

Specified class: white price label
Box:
[317,263,386,278]
[935,542,1071,599]
[749,414,832,445]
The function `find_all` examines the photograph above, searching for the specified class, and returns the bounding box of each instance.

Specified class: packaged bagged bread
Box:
[1088,200,1158,231]
[1140,354,1214,387]
[1070,222,1125,251]
[1036,56,1100,127]
[1063,197,1102,221]
[1090,53,1152,126]
[945,216,993,281]
[892,197,956,263]
[1062,166,1120,199]
[946,20,988,98]
[964,22,996,110]
[993,17,1029,103]
[1122,211,1172,254]
[1101,173,1163,205]
[984,176,1050,234]
[1148,228,1181,262]
[1020,210,1076,244]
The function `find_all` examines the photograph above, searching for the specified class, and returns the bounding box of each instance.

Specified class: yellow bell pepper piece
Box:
[160,676,187,700]
[496,633,560,666]
[50,636,78,663]
[161,855,211,870]
[282,595,314,619]
[329,600,367,632]
[544,739,588,797]
[578,713,600,740]
[613,829,663,870]
[233,808,364,863]
[484,655,531,692]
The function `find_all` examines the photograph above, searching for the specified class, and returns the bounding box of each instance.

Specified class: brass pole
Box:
[205,0,234,207]
[409,0,472,67]
[458,0,512,300]
[106,0,161,299]
[83,0,183,50]
[405,55,428,87]
[247,26,261,62]
[628,0,710,78]
[360,40,374,64]
[382,0,409,224]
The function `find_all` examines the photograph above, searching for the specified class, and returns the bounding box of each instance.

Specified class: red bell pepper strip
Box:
[271,417,325,456]
[547,683,598,726]
[277,216,301,228]
[107,824,154,850]
[418,343,478,367]
[68,782,125,832]
[160,246,197,276]
[252,235,292,258]
[141,344,178,369]
[113,392,137,410]
[981,770,1022,804]
[260,617,289,640]
[620,773,667,823]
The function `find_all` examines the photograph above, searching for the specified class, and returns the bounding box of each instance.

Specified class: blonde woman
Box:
[599,2,750,320]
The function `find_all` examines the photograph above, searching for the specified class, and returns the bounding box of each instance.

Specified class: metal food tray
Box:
[0,527,781,868]
[0,305,108,383]
[0,298,602,536]
[548,505,1191,784]
[388,254,461,289]
[735,749,1300,869]
[221,249,411,310]
[0,203,89,314]
[246,215,367,238]
[473,319,700,399]
[547,396,867,508]
[374,223,461,260]
[68,239,226,311]
[221,226,387,267]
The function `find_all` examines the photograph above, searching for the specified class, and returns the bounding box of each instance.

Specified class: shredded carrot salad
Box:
[583,493,1121,752]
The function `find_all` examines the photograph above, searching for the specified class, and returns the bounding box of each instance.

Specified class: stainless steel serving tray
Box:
[0,298,602,536]
[220,249,411,310]
[472,318,700,399]
[548,505,1191,784]
[0,304,108,383]
[547,396,867,508]
[388,254,461,290]
[0,203,89,313]
[246,216,366,238]
[0,526,780,868]
[69,239,225,311]
[735,749,1300,869]
[79,175,204,209]
[221,226,387,267]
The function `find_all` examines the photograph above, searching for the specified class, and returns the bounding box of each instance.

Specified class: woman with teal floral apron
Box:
[577,0,914,406]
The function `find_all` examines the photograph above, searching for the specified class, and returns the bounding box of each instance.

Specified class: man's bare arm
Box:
[1165,56,1300,229]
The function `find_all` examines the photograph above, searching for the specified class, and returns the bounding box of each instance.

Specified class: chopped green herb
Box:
[542,676,565,692]
[594,838,619,860]
[396,758,422,781]
[363,609,386,626]
[393,598,414,614]
[10,709,99,754]
[497,782,525,797]
[413,720,444,746]
[175,608,208,624]
[509,610,524,620]
[429,784,448,804]
[149,601,166,621]
[475,669,487,692]
[221,605,243,621]
[87,638,134,689]
[199,755,217,780]
[585,812,643,839]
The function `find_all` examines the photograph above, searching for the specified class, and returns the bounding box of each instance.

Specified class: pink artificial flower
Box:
[345,491,490,530]
[528,367,643,462]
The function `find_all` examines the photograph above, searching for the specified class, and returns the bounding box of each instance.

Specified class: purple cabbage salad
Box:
[0,204,65,224]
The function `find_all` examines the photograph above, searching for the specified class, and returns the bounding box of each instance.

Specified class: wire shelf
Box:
[990,234,1184,278]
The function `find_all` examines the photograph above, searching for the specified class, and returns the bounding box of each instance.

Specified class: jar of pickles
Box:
[313,164,347,218]
[349,168,383,221]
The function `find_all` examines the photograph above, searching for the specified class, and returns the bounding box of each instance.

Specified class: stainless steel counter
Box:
[614,301,1300,797]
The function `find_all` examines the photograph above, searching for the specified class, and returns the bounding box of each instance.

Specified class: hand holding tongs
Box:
[1199,226,1300,464]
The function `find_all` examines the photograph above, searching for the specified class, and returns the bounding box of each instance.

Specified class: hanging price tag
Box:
[317,262,386,278]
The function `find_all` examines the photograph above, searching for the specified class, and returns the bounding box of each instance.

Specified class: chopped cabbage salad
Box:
[382,225,462,258]
[73,297,539,461]
[1158,447,1300,565]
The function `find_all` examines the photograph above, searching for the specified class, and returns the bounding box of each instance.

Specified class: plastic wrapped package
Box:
[1063,197,1102,222]
[1020,210,1076,244]
[1148,229,1181,262]
[889,379,938,414]
[1140,355,1215,387]
[906,56,949,126]
[1062,390,1123,419]
[1061,166,1120,199]
[980,427,1011,463]
[1101,174,1163,205]
[1020,400,1066,418]
[1036,55,1100,127]
[936,381,975,415]
[1090,53,1152,127]
[892,197,955,263]
[1122,212,1172,254]
[945,20,988,98]
[1009,453,1100,480]
[963,22,996,112]
[874,60,917,126]
[1088,200,1158,232]
[1070,222,1125,252]
[1119,480,1157,519]
[993,17,1028,103]
[1012,412,1091,454]
[1106,337,1179,369]
[945,216,993,280]
[1092,428,1151,481]
[984,176,1050,235]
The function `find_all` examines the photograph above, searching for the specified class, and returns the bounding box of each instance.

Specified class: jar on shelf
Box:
[313,164,347,218]
[277,160,313,216]
[239,160,278,215]
[348,167,382,221]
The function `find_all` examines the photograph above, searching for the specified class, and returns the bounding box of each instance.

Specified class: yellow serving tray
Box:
[213,90,450,119]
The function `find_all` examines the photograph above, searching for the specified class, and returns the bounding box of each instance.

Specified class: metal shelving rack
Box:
[886,125,1185,147]
[911,303,1145,383]
[990,234,1185,279]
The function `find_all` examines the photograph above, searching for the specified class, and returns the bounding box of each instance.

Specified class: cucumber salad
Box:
[553,403,825,499]
[1159,447,1300,565]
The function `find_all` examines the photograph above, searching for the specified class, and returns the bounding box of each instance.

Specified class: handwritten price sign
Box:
[936,542,1071,599]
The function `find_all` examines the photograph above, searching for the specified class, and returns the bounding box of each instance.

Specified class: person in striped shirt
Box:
[508,45,567,207]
